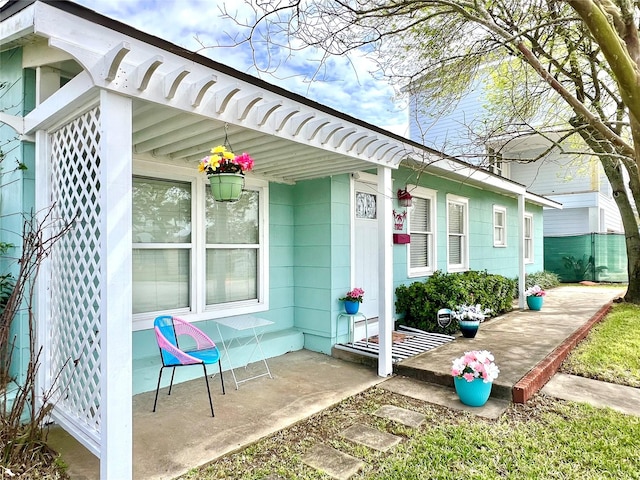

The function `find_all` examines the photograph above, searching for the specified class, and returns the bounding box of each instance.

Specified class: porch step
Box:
[133,328,304,395]
[332,326,454,369]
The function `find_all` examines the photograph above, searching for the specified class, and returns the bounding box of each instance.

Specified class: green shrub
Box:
[525,271,560,291]
[395,270,517,334]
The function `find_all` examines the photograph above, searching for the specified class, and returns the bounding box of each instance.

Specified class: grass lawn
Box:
[181,389,640,479]
[182,302,640,479]
[561,303,640,387]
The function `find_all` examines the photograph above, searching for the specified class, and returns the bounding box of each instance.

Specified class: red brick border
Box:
[512,302,613,403]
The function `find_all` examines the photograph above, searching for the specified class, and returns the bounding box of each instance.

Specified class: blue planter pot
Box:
[454,377,493,407]
[459,320,480,338]
[526,295,544,311]
[344,300,360,314]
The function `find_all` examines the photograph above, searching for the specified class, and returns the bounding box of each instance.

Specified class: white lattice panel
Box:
[49,108,102,444]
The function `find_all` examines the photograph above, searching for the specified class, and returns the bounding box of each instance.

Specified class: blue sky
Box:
[73,0,409,136]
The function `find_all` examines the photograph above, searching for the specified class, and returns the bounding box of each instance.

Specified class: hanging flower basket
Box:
[199,144,254,203]
[208,173,245,202]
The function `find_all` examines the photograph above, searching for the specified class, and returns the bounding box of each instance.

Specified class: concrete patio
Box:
[47,284,627,480]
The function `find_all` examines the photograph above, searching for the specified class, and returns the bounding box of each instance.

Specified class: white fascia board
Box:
[0,4,34,49]
[524,192,563,209]
[406,152,561,209]
[408,153,526,195]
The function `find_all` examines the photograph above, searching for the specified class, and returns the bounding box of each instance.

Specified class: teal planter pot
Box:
[526,295,544,311]
[344,300,360,314]
[454,377,493,407]
[459,320,480,338]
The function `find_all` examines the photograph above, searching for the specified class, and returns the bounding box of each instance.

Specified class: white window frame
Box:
[493,205,507,247]
[524,213,534,263]
[407,185,437,277]
[132,159,269,331]
[487,147,510,178]
[446,194,469,272]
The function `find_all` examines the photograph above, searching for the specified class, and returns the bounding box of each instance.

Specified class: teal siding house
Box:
[0,1,559,478]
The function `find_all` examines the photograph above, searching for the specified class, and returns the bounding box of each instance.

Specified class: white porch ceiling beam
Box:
[255,146,330,167]
[132,108,185,135]
[290,163,370,181]
[153,125,221,156]
[136,119,214,153]
[174,131,284,162]
[262,156,360,178]
[133,114,202,145]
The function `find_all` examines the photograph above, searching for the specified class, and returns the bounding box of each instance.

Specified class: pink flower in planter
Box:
[339,288,365,303]
[451,350,500,383]
[525,285,546,297]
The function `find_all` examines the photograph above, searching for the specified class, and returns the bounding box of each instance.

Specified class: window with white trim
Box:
[408,186,437,276]
[487,147,510,178]
[132,170,267,328]
[447,194,469,271]
[493,205,507,247]
[524,213,534,263]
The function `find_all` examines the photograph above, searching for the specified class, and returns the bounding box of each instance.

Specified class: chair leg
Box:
[218,359,226,395]
[153,366,165,413]
[168,366,176,396]
[202,364,214,417]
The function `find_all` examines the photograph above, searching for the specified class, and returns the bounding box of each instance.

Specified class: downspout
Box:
[377,166,393,377]
[518,194,526,309]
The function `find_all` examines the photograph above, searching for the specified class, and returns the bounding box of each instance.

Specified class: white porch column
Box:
[377,166,393,377]
[99,90,133,480]
[518,194,526,309]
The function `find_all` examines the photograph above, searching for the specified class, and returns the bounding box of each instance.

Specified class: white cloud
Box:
[74,0,408,135]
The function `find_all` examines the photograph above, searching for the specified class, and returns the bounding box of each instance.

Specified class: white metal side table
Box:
[337,311,369,345]
[214,315,274,389]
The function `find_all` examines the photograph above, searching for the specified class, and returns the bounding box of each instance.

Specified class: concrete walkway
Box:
[395,285,627,403]
[543,373,640,417]
[48,284,630,479]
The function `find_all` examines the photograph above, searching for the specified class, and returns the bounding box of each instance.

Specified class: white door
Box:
[354,179,379,321]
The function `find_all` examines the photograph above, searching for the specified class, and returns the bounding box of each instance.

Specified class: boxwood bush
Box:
[395,270,517,335]
[525,270,560,290]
